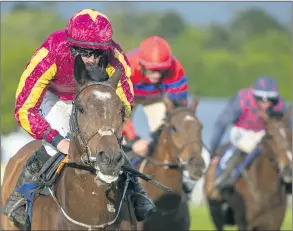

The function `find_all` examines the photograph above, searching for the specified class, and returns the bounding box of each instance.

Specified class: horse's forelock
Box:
[87,65,109,82]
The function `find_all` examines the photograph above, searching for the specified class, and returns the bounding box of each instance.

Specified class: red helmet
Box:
[138,36,173,70]
[66,9,113,50]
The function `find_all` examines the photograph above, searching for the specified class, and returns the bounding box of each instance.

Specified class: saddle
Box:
[16,152,68,224]
[216,144,262,182]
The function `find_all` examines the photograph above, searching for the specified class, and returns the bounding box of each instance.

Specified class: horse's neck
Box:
[55,168,120,226]
[55,141,120,227]
[153,127,173,162]
[249,142,279,193]
[150,126,183,194]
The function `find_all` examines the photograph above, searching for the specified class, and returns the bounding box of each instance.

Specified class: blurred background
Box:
[1,1,292,229]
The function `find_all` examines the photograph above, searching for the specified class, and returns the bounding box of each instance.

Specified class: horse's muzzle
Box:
[186,158,206,180]
[96,151,125,176]
[280,166,292,183]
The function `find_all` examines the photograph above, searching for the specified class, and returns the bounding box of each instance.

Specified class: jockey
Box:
[210,76,288,189]
[121,36,196,194]
[2,9,155,227]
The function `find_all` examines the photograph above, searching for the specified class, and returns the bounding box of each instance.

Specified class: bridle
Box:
[69,81,122,167]
[49,81,133,230]
[144,107,202,170]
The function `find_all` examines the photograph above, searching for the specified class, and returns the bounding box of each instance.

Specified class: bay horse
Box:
[204,107,292,230]
[131,95,206,231]
[1,55,137,230]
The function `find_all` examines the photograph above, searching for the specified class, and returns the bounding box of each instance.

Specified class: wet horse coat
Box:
[1,56,137,230]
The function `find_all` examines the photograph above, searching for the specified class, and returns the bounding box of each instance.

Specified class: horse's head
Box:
[162,95,205,180]
[259,107,292,183]
[70,55,125,183]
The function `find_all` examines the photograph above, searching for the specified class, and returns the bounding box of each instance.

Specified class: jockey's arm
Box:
[210,95,243,157]
[280,98,292,127]
[14,44,64,150]
[123,119,140,143]
[164,62,188,106]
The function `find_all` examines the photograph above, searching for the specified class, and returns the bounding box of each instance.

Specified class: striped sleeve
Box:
[122,119,138,141]
[14,46,59,143]
[106,42,134,121]
[163,61,188,104]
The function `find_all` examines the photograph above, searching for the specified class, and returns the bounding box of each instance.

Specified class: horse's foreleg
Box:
[222,190,247,231]
[207,199,225,231]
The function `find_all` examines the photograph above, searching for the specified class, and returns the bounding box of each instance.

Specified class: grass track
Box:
[189,205,292,230]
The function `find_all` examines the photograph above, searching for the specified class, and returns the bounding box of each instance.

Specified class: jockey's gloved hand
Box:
[130,137,150,157]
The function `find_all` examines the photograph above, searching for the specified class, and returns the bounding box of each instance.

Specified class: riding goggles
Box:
[70,46,105,58]
[254,95,279,105]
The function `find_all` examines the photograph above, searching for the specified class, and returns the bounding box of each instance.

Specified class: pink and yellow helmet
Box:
[66,9,113,50]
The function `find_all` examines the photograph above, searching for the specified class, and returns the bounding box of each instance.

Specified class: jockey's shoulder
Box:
[34,29,68,58]
[172,56,184,71]
[237,88,253,96]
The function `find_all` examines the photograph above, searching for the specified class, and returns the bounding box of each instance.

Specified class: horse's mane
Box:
[267,109,284,120]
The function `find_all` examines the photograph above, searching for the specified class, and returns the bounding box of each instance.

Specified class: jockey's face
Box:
[255,97,274,111]
[71,46,104,69]
[81,54,101,66]
[144,67,169,84]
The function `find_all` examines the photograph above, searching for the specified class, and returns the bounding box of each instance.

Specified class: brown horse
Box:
[204,107,292,231]
[132,96,205,231]
[1,56,137,230]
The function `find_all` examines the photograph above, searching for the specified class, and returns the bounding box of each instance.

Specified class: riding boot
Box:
[122,150,156,222]
[132,178,156,221]
[2,145,51,228]
[215,150,245,190]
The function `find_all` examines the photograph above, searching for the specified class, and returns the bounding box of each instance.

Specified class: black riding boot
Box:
[122,151,156,222]
[215,150,246,190]
[2,146,51,228]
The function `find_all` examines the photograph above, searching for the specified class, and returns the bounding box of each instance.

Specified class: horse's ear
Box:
[284,105,292,122]
[163,94,174,112]
[259,109,269,123]
[107,65,122,89]
[74,55,90,86]
[191,96,200,111]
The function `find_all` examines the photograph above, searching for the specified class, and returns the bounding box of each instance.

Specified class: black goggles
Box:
[71,46,105,58]
[141,66,170,76]
[254,95,279,105]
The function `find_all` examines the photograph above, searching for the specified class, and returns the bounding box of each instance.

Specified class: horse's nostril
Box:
[115,153,123,164]
[98,151,105,156]
[98,151,110,164]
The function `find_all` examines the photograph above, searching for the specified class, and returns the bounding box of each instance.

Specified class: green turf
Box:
[189,205,292,230]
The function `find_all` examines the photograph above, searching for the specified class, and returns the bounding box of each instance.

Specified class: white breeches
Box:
[142,102,166,133]
[39,91,72,156]
[230,126,265,154]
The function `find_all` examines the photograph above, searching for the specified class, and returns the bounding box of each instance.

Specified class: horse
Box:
[131,95,206,231]
[1,55,137,230]
[204,107,292,230]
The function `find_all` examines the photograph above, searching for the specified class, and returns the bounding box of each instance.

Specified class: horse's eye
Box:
[77,105,84,114]
[171,125,177,132]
